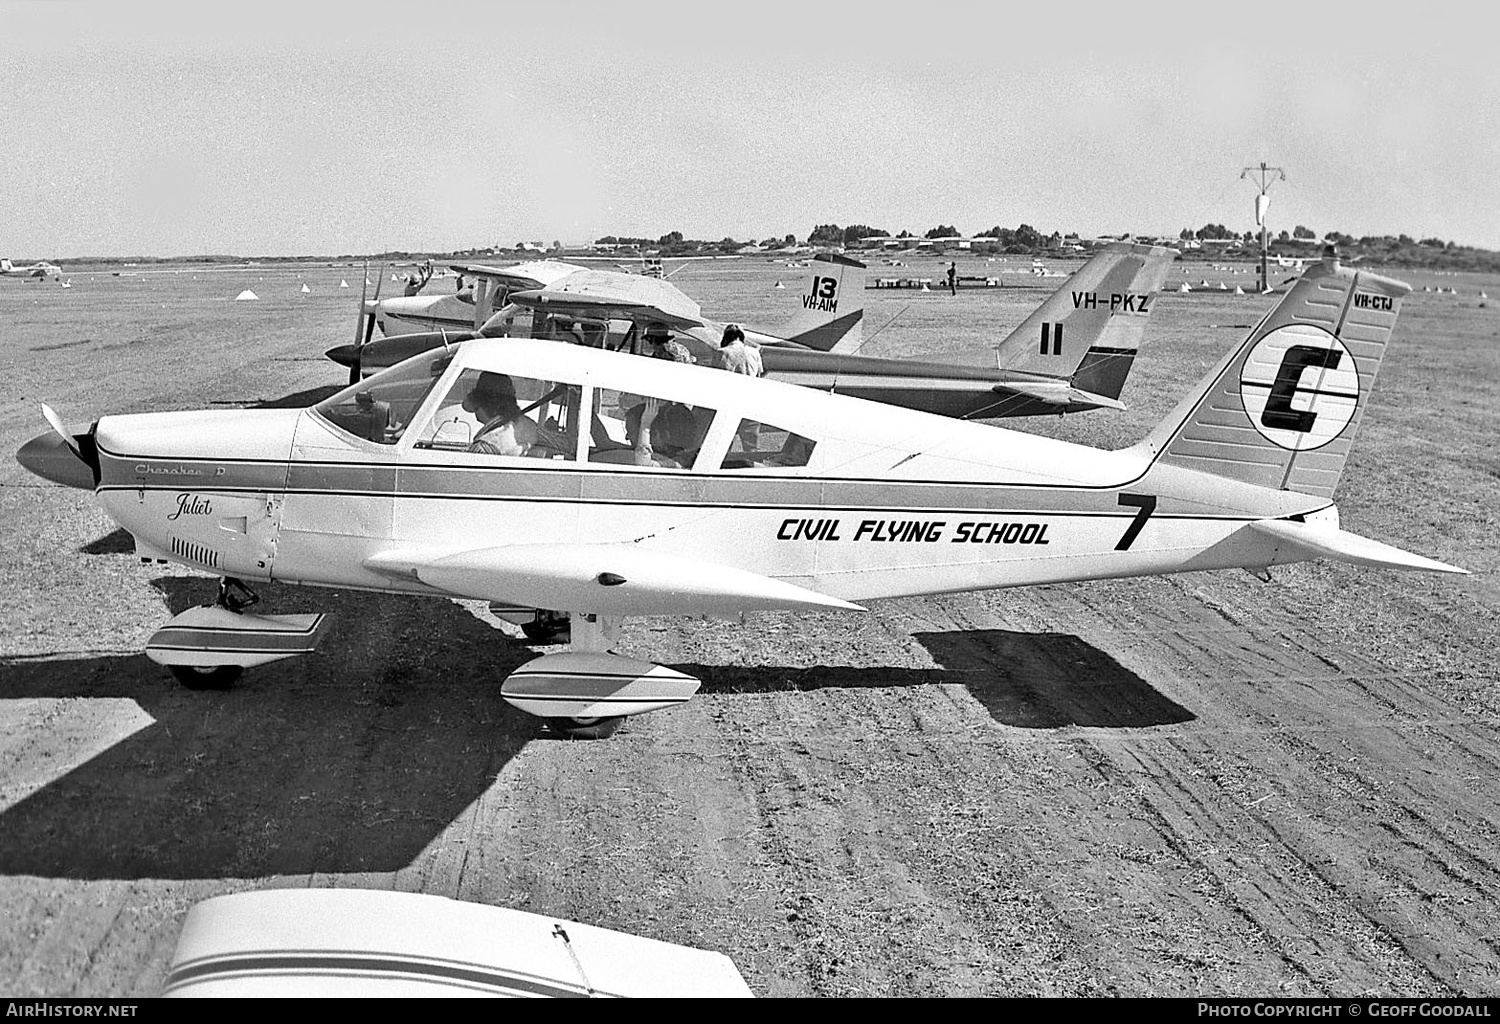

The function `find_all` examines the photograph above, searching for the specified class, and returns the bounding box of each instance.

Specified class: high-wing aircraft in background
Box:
[18,256,1465,739]
[327,251,869,383]
[369,259,585,337]
[333,243,1176,420]
[0,258,62,279]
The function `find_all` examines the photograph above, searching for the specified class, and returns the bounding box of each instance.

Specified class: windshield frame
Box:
[311,348,461,448]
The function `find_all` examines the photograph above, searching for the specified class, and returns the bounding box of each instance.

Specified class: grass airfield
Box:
[2,254,1499,996]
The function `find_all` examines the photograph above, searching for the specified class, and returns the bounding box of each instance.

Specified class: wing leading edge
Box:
[365,543,865,615]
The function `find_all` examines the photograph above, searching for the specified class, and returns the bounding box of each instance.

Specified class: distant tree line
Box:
[565,220,1500,271]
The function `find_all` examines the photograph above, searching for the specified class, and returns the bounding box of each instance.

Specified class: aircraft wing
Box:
[365,543,864,615]
[508,270,707,330]
[1246,519,1468,574]
[447,260,584,290]
[163,888,753,998]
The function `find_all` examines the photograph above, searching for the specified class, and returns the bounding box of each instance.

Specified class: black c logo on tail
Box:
[1261,345,1343,432]
[1239,325,1359,452]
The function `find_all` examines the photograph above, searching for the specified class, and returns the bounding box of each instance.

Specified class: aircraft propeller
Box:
[16,404,100,490]
[346,262,384,385]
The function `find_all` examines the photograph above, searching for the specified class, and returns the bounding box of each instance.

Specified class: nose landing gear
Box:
[146,577,329,689]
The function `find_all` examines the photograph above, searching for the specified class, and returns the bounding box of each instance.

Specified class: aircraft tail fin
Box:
[994,242,1176,400]
[1139,256,1411,499]
[782,253,866,353]
[0,259,11,273]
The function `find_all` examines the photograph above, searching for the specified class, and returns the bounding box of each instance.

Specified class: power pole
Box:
[1241,162,1287,293]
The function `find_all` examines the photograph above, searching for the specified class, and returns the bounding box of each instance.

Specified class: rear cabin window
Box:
[588,386,714,470]
[718,419,817,470]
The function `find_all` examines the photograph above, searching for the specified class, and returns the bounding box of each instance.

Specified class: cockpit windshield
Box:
[314,351,454,444]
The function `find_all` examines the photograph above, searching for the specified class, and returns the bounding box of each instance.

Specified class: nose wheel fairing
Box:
[145,599,330,672]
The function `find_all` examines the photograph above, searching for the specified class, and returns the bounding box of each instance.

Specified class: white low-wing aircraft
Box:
[0,257,62,279]
[17,257,1465,739]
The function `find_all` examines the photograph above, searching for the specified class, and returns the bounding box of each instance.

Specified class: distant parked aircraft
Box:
[0,258,61,279]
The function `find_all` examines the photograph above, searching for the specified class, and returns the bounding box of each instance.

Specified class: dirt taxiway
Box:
[1,258,1498,996]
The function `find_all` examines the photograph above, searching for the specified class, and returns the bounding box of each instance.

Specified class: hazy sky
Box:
[3,0,1497,256]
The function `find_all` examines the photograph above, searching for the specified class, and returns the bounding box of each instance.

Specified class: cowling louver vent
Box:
[170,535,220,569]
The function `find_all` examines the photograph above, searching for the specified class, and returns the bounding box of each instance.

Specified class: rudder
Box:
[995,242,1175,399]
[783,253,866,353]
[1140,257,1411,499]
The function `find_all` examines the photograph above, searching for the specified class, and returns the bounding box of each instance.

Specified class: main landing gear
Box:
[499,614,702,741]
[546,715,626,741]
[519,609,571,644]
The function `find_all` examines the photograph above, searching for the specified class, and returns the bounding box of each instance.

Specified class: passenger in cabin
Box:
[550,317,587,346]
[625,398,706,468]
[645,322,695,364]
[631,397,664,467]
[464,372,538,457]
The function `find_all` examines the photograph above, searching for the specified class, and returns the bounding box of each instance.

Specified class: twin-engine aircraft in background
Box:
[332,242,1176,420]
[18,256,1465,739]
[0,258,62,279]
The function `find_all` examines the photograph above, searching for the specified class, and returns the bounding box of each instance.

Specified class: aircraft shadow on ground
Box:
[80,527,135,555]
[682,627,1190,729]
[205,385,344,410]
[0,577,541,882]
[252,385,342,409]
[912,628,1193,729]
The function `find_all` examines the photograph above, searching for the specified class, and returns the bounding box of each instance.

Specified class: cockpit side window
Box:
[588,385,715,470]
[718,419,817,470]
[413,368,582,462]
[313,353,453,444]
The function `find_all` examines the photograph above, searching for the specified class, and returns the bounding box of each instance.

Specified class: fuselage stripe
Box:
[164,953,592,997]
[97,484,1281,522]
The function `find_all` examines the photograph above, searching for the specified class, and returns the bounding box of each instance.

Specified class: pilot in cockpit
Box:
[463,372,538,456]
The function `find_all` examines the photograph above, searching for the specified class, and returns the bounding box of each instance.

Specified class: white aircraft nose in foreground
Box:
[17,257,1465,738]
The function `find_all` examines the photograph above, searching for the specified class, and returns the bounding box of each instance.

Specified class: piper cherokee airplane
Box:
[17,256,1466,739]
[334,243,1176,420]
[0,258,62,279]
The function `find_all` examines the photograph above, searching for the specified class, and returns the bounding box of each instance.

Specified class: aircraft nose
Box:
[16,429,97,489]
